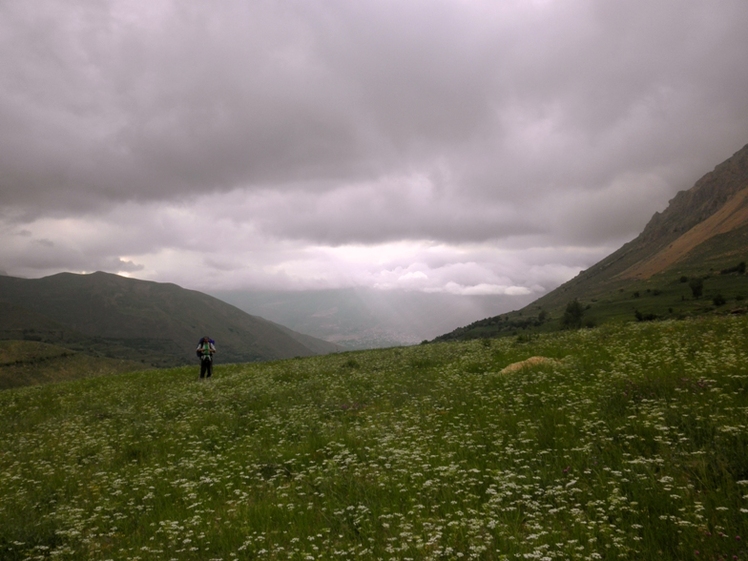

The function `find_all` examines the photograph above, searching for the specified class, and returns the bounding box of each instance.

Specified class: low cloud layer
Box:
[2,0,748,304]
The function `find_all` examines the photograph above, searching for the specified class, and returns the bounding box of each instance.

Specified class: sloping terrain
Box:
[542,142,748,306]
[621,185,748,279]
[437,142,748,340]
[0,272,341,368]
[1,317,747,559]
[0,340,148,390]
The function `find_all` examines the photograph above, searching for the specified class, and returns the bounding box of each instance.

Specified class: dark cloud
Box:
[1,0,747,296]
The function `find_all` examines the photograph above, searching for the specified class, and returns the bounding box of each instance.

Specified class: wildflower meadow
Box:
[1,316,747,560]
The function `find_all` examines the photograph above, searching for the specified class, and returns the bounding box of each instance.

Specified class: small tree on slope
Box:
[561,299,584,329]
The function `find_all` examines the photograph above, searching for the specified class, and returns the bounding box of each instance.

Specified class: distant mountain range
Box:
[437,142,748,341]
[211,288,535,349]
[0,272,341,368]
[6,141,747,367]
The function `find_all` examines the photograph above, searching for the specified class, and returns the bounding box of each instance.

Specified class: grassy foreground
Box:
[1,317,747,560]
[0,340,148,390]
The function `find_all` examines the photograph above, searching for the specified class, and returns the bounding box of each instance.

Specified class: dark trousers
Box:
[200,358,213,378]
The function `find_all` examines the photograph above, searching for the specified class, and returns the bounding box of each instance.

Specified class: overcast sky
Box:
[2,0,748,299]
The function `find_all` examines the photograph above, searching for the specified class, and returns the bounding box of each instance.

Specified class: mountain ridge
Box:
[435,142,748,341]
[0,271,342,367]
[574,143,748,288]
[621,185,748,280]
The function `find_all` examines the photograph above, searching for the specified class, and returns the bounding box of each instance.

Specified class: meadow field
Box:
[1,316,747,560]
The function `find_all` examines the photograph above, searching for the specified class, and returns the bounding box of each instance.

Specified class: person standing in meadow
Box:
[196,336,216,379]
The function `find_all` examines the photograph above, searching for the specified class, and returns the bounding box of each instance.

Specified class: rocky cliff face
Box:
[578,143,748,282]
[435,142,748,341]
[638,143,748,246]
[524,142,748,311]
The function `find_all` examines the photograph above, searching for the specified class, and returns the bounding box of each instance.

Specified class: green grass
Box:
[1,317,748,560]
[444,269,748,342]
[582,271,748,325]
[0,340,149,390]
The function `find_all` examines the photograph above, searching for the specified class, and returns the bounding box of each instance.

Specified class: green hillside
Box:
[0,340,148,390]
[2,316,747,560]
[436,143,748,342]
[0,272,341,368]
[437,259,748,342]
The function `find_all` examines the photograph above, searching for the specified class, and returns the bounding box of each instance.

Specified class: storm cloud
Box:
[2,0,748,302]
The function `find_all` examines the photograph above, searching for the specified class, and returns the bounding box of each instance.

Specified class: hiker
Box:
[196,336,216,379]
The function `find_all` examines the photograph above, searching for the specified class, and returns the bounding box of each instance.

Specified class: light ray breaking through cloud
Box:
[1,0,748,309]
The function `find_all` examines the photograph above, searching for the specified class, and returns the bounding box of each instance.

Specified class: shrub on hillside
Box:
[635,310,658,322]
[689,277,704,298]
[561,299,584,329]
[721,261,746,275]
[634,310,657,321]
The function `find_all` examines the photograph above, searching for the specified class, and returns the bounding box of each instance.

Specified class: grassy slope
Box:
[1,316,747,560]
[0,272,339,367]
[0,340,149,390]
[437,252,748,341]
[437,145,748,342]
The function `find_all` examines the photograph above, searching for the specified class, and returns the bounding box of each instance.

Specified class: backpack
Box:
[196,337,216,360]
